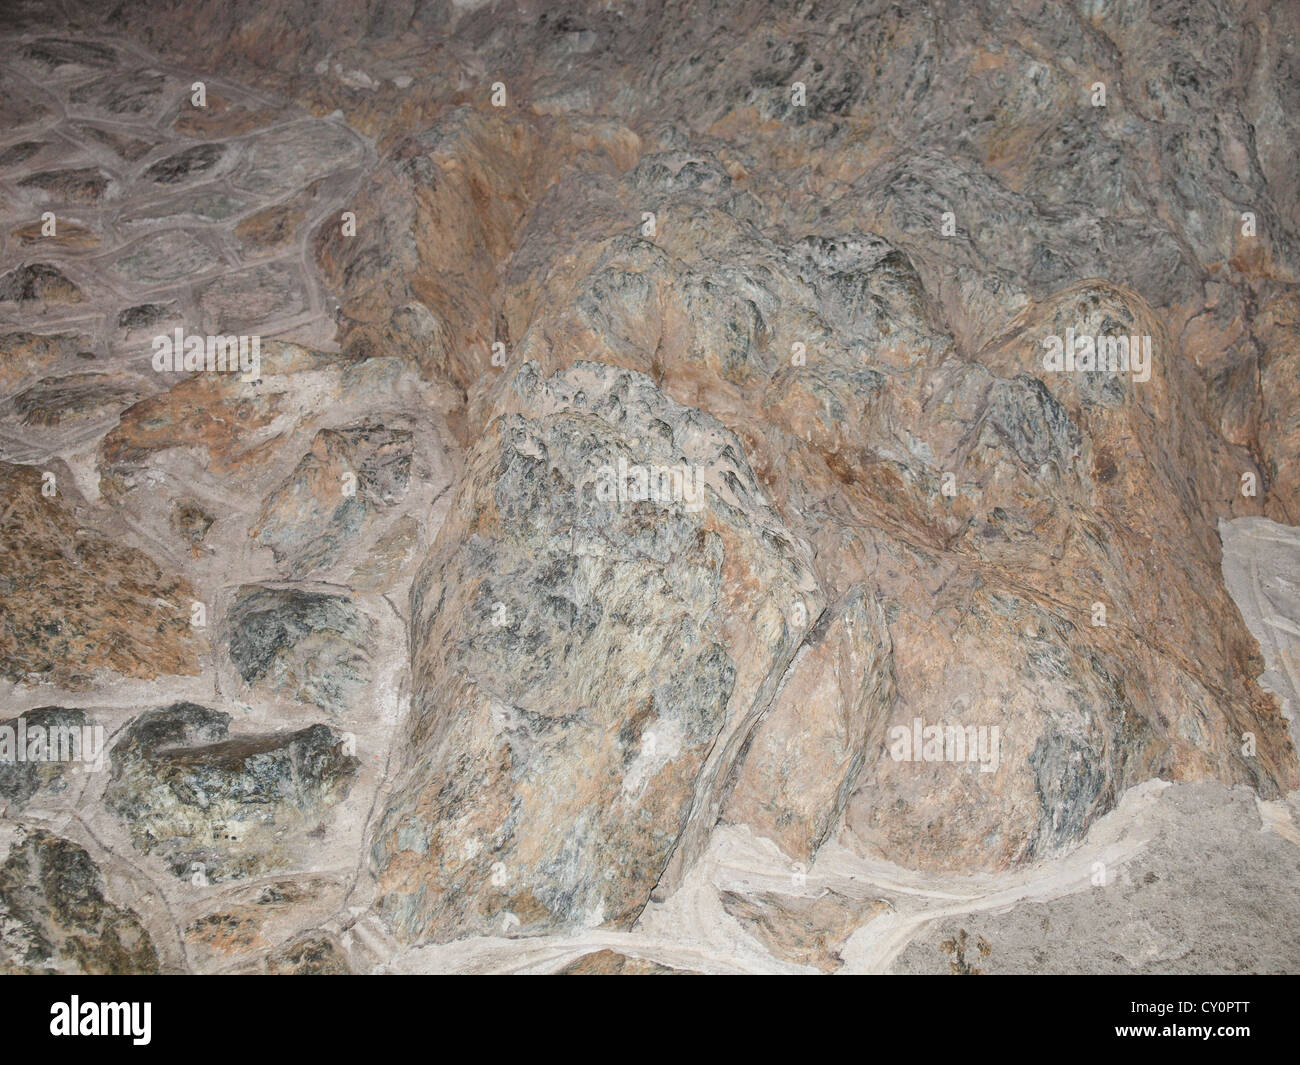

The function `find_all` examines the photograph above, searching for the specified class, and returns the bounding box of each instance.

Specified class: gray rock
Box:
[0,140,44,168]
[0,263,84,309]
[197,263,310,333]
[69,69,169,116]
[19,37,116,75]
[373,360,821,941]
[252,422,414,578]
[116,301,177,331]
[17,166,112,204]
[226,586,374,715]
[0,829,158,974]
[266,931,352,974]
[105,702,360,881]
[233,122,361,195]
[6,373,143,428]
[109,230,220,286]
[0,707,93,810]
[142,143,227,184]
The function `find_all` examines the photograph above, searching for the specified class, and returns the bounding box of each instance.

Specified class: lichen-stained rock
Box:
[171,92,286,139]
[68,121,157,163]
[105,703,360,881]
[17,37,116,77]
[15,166,113,205]
[68,68,171,118]
[373,360,823,942]
[171,499,215,550]
[845,583,1164,869]
[725,585,894,863]
[251,422,413,578]
[108,230,223,288]
[0,461,202,689]
[3,0,1300,975]
[231,120,362,197]
[495,146,1298,869]
[10,217,99,251]
[225,585,374,716]
[115,301,178,338]
[97,341,338,495]
[313,105,637,432]
[3,372,144,432]
[0,71,50,132]
[313,107,543,402]
[0,829,158,975]
[142,142,229,185]
[234,197,309,260]
[196,263,311,334]
[93,346,440,596]
[120,187,250,225]
[0,140,45,169]
[1254,287,1300,524]
[183,877,334,964]
[349,513,422,593]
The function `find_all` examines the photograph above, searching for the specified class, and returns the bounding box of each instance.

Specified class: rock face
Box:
[889,783,1300,975]
[0,461,202,689]
[374,361,820,939]
[725,585,894,863]
[105,703,360,882]
[0,830,158,974]
[225,587,374,716]
[0,707,93,810]
[251,423,414,578]
[0,0,1299,975]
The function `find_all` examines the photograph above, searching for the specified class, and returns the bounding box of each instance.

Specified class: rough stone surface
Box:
[0,0,1297,976]
[0,706,92,810]
[725,585,894,863]
[889,784,1300,975]
[0,829,159,975]
[225,586,374,716]
[373,360,820,941]
[0,461,202,689]
[105,703,360,882]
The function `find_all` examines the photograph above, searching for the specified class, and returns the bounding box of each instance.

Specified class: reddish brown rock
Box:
[0,462,202,688]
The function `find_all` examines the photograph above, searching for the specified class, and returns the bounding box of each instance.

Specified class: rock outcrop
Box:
[374,361,821,939]
[0,0,1298,974]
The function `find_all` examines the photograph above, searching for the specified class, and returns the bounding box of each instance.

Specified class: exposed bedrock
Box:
[1,0,1297,968]
[374,361,823,939]
[310,0,1300,936]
